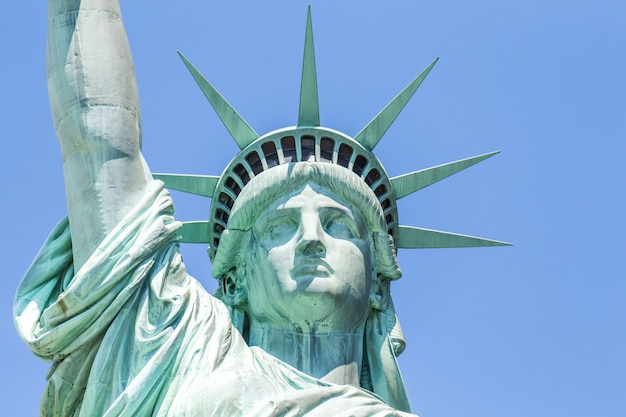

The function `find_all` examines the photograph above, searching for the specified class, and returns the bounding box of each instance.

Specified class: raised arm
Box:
[47,0,153,269]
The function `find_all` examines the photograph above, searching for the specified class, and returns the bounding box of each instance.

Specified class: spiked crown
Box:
[154,8,510,259]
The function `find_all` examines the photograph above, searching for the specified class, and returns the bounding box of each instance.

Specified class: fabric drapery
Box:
[15,183,414,416]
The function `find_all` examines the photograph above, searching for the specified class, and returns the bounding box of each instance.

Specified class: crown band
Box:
[208,126,397,259]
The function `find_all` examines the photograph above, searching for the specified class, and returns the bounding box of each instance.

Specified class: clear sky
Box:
[1,1,625,416]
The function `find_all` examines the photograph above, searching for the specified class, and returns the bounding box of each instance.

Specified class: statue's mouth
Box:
[291,260,333,278]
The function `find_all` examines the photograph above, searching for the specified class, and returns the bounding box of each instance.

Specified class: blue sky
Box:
[1,1,625,416]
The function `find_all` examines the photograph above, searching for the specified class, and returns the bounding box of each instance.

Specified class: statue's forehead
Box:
[263,184,356,213]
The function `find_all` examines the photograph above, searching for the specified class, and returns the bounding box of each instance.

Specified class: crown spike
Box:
[298,6,320,127]
[180,221,211,244]
[153,173,220,198]
[178,52,259,149]
[396,226,512,249]
[391,151,499,199]
[355,58,438,151]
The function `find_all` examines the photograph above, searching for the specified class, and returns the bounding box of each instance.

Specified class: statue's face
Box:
[245,184,373,331]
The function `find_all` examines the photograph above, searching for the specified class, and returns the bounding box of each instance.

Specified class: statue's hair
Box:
[211,162,402,284]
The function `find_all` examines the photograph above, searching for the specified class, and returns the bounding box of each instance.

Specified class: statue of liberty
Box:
[14,1,508,416]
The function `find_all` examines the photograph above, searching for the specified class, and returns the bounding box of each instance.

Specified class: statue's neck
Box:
[248,324,365,386]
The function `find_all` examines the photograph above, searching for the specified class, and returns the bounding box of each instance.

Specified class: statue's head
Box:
[193,120,406,338]
[212,161,401,333]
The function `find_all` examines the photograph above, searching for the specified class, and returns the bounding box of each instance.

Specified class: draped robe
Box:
[14,183,414,417]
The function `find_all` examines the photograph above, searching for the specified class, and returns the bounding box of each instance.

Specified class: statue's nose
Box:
[296,216,326,256]
[298,239,326,256]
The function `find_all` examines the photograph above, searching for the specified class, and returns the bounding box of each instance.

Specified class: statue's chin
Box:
[247,289,370,334]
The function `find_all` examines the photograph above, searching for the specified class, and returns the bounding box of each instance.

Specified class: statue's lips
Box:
[291,260,333,278]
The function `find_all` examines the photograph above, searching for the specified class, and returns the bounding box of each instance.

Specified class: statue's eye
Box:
[323,212,358,239]
[258,216,298,245]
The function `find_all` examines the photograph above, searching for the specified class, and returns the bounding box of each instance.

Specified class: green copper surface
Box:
[391,151,499,199]
[354,58,438,151]
[153,173,219,197]
[178,52,259,149]
[298,7,320,127]
[396,226,512,249]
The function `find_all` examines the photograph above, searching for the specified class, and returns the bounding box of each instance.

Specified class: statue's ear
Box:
[222,270,248,306]
[369,274,390,311]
